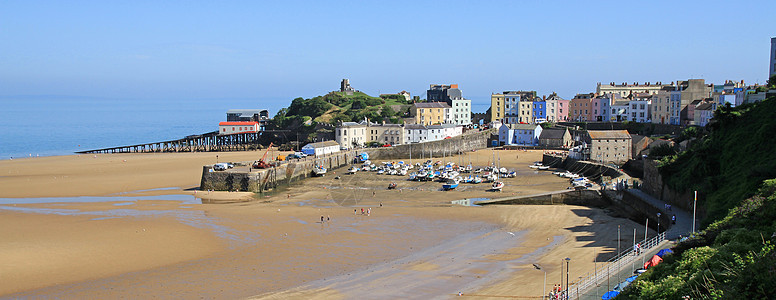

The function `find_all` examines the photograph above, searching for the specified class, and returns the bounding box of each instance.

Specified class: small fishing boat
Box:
[538,165,550,170]
[388,182,397,189]
[491,180,504,191]
[313,165,327,177]
[347,166,359,174]
[472,176,483,184]
[442,177,460,190]
[486,173,499,183]
[499,167,508,174]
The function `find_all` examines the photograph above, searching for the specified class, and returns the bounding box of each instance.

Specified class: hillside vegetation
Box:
[658,97,776,223]
[271,91,410,129]
[620,96,776,299]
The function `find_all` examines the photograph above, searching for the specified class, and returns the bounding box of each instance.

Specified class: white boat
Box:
[472,176,483,184]
[442,177,460,190]
[529,165,540,169]
[499,167,508,174]
[538,165,550,170]
[313,165,327,176]
[486,173,499,182]
[347,166,359,174]
[399,169,407,176]
[465,164,473,173]
[491,181,504,191]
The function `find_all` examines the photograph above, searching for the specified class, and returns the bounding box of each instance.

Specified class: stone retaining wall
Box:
[199,130,492,192]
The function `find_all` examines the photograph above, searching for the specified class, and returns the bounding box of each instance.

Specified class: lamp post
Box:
[534,264,546,300]
[565,257,571,300]
[657,212,662,235]
[693,191,697,234]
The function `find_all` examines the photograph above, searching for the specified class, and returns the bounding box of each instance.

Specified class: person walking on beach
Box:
[321,215,324,223]
[672,214,676,225]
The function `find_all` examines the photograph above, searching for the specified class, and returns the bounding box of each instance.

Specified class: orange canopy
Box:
[643,254,663,269]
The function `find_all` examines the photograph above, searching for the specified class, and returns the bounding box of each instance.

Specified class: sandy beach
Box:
[0,149,649,299]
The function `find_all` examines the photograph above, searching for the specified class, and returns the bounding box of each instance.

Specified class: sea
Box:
[0,96,286,160]
[0,96,492,160]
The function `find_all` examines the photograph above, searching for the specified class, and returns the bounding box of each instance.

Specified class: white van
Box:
[213,163,229,171]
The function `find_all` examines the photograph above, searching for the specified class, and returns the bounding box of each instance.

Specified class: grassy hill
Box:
[265,91,413,145]
[619,96,776,299]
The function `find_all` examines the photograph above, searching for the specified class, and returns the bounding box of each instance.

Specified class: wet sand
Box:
[0,149,649,299]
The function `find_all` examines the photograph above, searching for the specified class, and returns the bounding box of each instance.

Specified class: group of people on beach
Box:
[355,208,371,216]
[550,284,566,299]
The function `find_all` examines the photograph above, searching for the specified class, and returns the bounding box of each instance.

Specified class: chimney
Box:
[543,95,546,100]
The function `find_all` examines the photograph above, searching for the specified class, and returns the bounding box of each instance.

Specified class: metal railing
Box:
[565,231,666,299]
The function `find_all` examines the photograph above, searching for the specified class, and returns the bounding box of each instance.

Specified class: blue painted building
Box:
[498,124,542,146]
[532,101,547,123]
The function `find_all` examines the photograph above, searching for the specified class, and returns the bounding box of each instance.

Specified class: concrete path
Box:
[625,189,694,240]
[576,239,673,300]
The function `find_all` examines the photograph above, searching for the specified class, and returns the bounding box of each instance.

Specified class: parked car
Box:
[213,163,229,171]
[294,152,307,158]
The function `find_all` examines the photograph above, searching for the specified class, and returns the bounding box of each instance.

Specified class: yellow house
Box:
[490,93,505,123]
[413,102,451,126]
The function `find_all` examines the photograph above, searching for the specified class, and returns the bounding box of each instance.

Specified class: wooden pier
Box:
[76,131,284,154]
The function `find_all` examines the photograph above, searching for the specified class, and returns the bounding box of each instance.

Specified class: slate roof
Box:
[414,102,451,109]
[695,102,714,110]
[506,124,539,130]
[303,140,340,148]
[539,128,568,140]
[587,130,631,140]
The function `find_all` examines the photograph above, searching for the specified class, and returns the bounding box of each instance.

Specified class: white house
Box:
[301,141,340,156]
[611,101,629,122]
[335,120,369,148]
[218,121,260,135]
[629,97,652,123]
[450,98,472,125]
[405,124,428,143]
[499,124,542,146]
[426,124,462,141]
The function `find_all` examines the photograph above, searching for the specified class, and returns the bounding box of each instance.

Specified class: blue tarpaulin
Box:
[656,248,674,257]
[626,275,638,282]
[359,152,369,161]
[602,290,620,300]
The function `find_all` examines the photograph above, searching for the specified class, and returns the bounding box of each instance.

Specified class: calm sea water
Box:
[0,96,285,159]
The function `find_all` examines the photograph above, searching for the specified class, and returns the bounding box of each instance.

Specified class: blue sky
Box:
[2,0,775,113]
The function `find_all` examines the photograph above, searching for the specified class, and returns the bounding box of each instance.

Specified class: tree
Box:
[768,74,776,89]
[380,105,395,120]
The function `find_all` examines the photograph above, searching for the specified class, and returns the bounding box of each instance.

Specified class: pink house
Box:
[570,93,595,121]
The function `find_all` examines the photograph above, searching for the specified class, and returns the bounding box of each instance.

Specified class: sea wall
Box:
[641,159,703,218]
[200,151,355,192]
[541,155,627,180]
[362,129,492,160]
[199,130,491,192]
